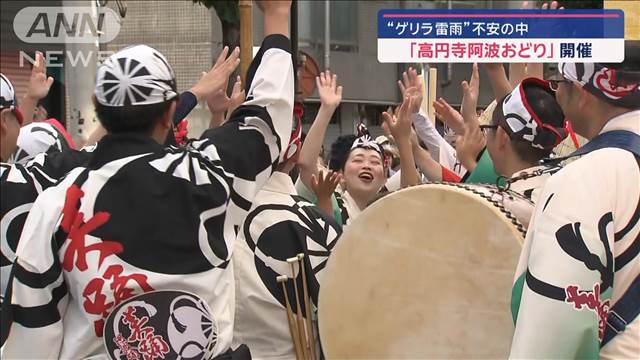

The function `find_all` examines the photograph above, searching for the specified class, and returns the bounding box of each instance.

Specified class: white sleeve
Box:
[241,34,295,160]
[412,111,464,176]
[412,111,441,160]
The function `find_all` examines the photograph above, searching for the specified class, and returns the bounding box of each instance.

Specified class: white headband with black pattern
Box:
[95,45,178,107]
[351,135,384,158]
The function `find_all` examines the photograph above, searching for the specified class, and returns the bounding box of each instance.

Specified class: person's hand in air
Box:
[191,46,240,102]
[433,97,465,136]
[398,67,423,115]
[317,70,343,111]
[311,170,341,216]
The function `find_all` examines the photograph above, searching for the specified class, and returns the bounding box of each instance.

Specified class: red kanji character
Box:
[103,265,154,306]
[123,306,137,324]
[129,316,153,343]
[501,43,517,58]
[61,185,123,272]
[451,42,466,58]
[83,277,113,336]
[484,43,500,58]
[61,184,83,231]
[435,43,449,58]
[418,42,433,58]
[114,334,139,359]
[139,333,170,360]
[122,307,153,342]
[518,43,532,59]
[468,43,483,58]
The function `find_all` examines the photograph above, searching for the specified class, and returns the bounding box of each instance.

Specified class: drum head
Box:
[318,184,523,358]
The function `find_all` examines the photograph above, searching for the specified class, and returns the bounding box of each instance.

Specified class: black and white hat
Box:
[559,62,640,110]
[499,77,567,150]
[95,45,178,107]
[0,73,24,125]
[9,122,70,164]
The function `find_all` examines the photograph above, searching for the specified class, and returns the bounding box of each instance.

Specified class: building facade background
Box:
[1,0,598,149]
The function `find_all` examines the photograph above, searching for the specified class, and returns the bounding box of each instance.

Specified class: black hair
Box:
[328,134,357,171]
[493,85,564,164]
[95,98,177,134]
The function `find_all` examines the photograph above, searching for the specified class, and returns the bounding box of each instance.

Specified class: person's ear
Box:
[162,101,178,130]
[0,109,10,136]
[496,125,510,151]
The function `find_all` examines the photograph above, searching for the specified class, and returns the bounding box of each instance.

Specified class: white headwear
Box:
[95,45,178,107]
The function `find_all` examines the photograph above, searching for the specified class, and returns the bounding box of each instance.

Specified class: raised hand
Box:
[316,70,343,110]
[311,170,341,216]
[542,1,564,10]
[398,67,423,114]
[191,46,240,101]
[456,122,486,172]
[433,97,465,135]
[26,51,54,101]
[311,170,341,199]
[384,96,420,187]
[226,75,245,120]
[461,63,481,128]
[382,95,413,142]
[207,74,244,114]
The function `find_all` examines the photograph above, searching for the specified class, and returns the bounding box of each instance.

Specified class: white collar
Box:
[600,110,640,135]
[261,171,297,195]
[339,190,363,225]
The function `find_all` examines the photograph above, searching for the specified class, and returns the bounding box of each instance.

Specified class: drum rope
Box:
[496,165,563,192]
[431,182,529,238]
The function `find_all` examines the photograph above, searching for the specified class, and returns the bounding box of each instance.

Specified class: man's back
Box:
[2,30,295,358]
[511,110,640,359]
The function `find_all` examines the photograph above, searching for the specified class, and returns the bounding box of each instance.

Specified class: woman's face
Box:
[342,148,386,196]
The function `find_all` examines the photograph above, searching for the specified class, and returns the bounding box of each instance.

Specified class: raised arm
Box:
[484,63,512,101]
[198,0,294,176]
[298,70,342,190]
[460,63,481,130]
[398,67,442,160]
[409,128,442,182]
[383,96,420,188]
[20,52,54,127]
[457,63,486,173]
[207,74,244,129]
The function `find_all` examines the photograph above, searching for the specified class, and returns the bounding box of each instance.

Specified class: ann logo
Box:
[14,7,121,44]
[26,11,106,38]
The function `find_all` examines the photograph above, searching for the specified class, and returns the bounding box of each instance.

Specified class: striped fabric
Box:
[1,34,294,359]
